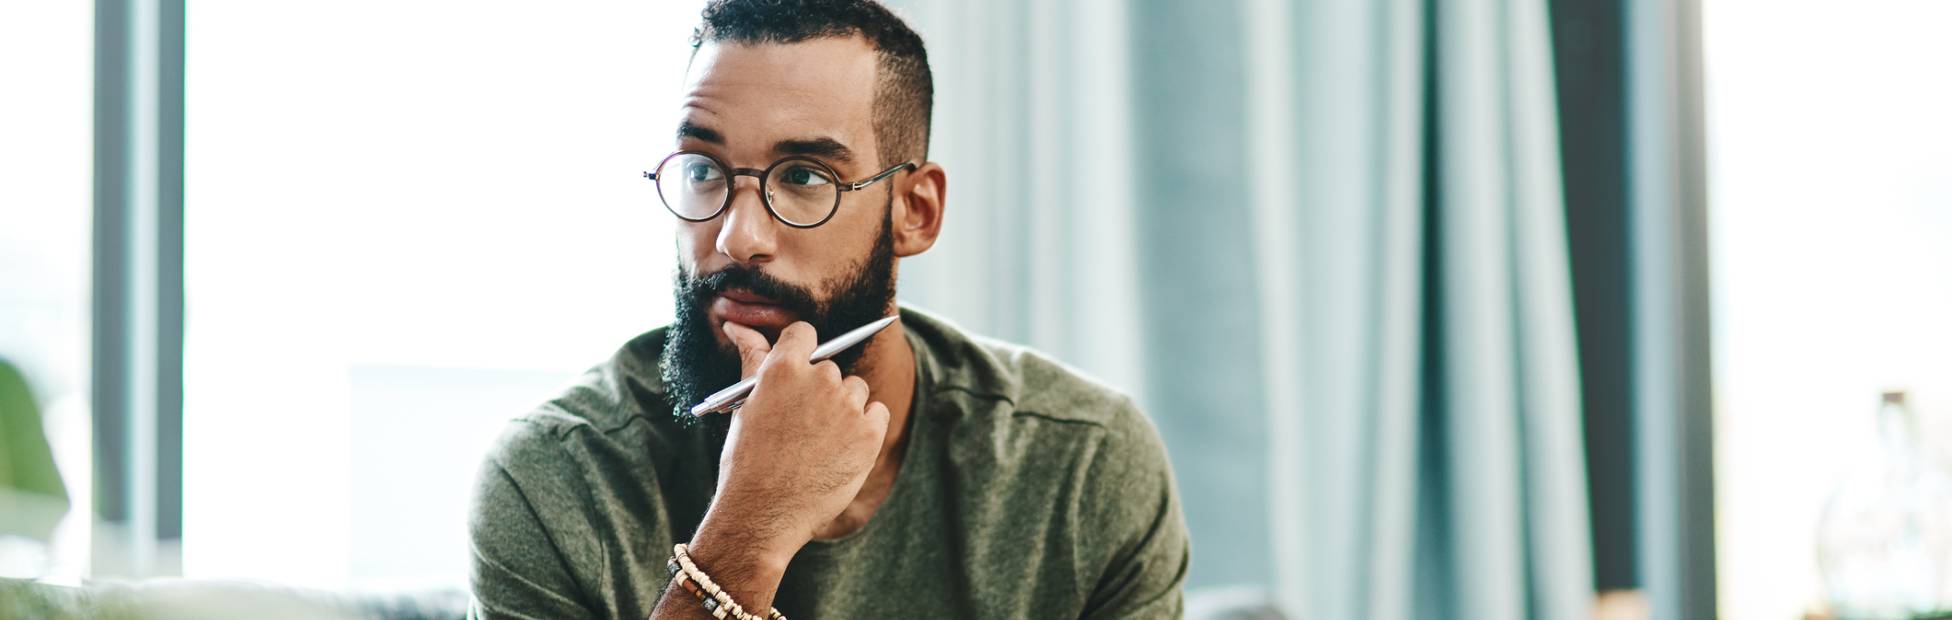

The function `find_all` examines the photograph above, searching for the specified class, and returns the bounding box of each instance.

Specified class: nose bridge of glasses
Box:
[724,166,770,202]
[718,169,778,246]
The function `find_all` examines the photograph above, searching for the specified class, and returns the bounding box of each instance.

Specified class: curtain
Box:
[890,0,1593,617]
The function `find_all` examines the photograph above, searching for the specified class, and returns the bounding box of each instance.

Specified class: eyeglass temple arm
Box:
[841,161,917,192]
[642,168,771,181]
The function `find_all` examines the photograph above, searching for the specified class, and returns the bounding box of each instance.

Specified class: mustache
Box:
[679,264,822,320]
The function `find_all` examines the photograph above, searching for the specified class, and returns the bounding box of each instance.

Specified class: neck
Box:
[810,312,915,539]
[855,315,915,469]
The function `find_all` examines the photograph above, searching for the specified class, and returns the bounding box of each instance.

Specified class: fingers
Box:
[841,375,869,412]
[721,321,773,377]
[863,401,891,438]
[770,322,819,367]
[813,360,843,386]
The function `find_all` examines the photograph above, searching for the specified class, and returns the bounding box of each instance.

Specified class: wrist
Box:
[704,483,813,562]
[688,513,797,588]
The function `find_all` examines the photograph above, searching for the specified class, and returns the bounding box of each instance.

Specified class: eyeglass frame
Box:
[642,150,917,229]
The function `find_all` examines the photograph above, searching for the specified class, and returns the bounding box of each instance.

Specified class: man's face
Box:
[659,36,900,423]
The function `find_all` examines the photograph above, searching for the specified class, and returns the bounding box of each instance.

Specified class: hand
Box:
[710,321,891,560]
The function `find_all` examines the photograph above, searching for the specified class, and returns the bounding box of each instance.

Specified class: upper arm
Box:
[467,425,598,620]
[1079,400,1191,619]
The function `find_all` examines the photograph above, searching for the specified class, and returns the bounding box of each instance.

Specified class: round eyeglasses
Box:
[643,151,916,229]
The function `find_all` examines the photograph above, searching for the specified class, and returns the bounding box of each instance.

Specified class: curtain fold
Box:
[892,0,1592,616]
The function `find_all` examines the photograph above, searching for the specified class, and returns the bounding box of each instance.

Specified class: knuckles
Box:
[746,354,874,419]
[813,361,843,384]
[780,322,816,345]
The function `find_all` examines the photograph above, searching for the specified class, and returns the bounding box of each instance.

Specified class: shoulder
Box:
[902,306,1172,481]
[478,326,687,499]
[903,306,1141,430]
[902,307,1184,584]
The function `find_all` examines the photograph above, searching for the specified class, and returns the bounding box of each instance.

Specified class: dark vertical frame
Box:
[156,0,186,548]
[91,0,185,576]
[92,0,134,543]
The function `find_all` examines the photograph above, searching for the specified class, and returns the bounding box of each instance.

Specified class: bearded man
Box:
[467,1,1189,617]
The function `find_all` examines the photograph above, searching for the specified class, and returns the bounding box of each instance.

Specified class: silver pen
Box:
[688,315,900,416]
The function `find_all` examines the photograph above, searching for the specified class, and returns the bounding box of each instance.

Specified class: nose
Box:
[714,174,777,265]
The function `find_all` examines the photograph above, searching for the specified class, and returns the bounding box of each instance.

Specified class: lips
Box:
[712,288,796,334]
[719,289,777,305]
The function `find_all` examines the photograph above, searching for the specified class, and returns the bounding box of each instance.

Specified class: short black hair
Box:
[693,0,933,168]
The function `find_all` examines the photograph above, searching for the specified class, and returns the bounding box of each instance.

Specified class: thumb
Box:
[721,321,771,378]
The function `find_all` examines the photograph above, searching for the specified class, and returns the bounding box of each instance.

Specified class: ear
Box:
[890,161,946,258]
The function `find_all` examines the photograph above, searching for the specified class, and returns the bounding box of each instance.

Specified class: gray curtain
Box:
[891,0,1593,617]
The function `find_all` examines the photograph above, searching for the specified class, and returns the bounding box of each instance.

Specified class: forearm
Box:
[652,321,883,618]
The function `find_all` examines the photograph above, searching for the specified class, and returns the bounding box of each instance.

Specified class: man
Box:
[467,1,1188,617]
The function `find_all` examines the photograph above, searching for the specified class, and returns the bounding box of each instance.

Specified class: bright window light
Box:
[184,1,701,589]
[1706,1,1952,618]
[0,0,95,587]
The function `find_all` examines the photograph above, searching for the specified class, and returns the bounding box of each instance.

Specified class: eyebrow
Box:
[774,137,855,165]
[676,120,723,145]
[676,120,856,166]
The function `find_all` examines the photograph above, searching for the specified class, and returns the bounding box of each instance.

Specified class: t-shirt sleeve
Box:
[1079,398,1191,619]
[467,422,598,620]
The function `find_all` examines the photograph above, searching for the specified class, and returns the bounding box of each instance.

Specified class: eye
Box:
[685,162,723,183]
[778,164,833,187]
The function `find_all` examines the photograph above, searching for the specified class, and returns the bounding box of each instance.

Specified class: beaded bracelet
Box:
[665,543,786,620]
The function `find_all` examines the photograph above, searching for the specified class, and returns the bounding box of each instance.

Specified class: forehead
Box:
[680,37,880,157]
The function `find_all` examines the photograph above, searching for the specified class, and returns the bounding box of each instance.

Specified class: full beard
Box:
[659,210,897,436]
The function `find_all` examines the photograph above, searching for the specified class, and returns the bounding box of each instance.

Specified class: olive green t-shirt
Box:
[466,306,1189,619]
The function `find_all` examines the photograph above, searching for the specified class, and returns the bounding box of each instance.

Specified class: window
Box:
[0,0,96,585]
[183,1,701,589]
[1706,1,1952,617]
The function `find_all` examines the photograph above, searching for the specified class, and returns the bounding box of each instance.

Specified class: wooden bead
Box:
[669,543,784,620]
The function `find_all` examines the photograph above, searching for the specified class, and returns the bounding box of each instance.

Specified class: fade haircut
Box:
[693,0,934,168]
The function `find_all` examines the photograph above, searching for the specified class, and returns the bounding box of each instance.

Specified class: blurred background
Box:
[3,0,1950,618]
